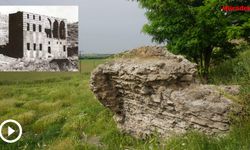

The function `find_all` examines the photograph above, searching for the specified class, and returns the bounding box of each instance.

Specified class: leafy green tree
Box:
[137,0,249,79]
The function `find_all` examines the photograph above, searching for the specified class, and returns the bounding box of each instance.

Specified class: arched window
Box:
[53,20,59,39]
[59,21,66,39]
[45,18,52,38]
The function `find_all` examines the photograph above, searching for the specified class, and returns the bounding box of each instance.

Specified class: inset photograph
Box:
[0,6,79,71]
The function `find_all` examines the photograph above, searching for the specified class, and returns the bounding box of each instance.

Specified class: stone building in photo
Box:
[0,13,8,46]
[8,11,67,59]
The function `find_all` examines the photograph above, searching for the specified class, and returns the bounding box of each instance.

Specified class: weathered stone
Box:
[90,46,240,138]
[219,85,240,95]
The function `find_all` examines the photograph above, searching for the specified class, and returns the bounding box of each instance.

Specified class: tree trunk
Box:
[203,47,213,81]
[193,56,198,65]
[200,51,203,75]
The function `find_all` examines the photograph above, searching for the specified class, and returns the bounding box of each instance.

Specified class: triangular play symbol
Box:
[8,126,15,136]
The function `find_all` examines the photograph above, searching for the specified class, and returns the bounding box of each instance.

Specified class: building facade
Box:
[0,13,8,45]
[8,11,67,59]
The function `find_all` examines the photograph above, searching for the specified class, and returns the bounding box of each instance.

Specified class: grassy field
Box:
[0,51,249,149]
[79,59,109,74]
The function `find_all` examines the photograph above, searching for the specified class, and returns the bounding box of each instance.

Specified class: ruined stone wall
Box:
[0,54,78,71]
[90,46,239,138]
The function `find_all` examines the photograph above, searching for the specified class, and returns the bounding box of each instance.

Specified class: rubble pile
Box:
[0,54,78,71]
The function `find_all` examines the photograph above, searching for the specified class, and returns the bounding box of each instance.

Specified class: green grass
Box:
[209,49,250,85]
[0,59,146,150]
[0,52,249,150]
[79,59,109,74]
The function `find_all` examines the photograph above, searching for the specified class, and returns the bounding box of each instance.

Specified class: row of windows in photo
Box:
[27,43,66,54]
[27,14,41,21]
[27,23,42,32]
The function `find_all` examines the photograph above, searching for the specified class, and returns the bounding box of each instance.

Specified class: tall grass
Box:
[209,49,250,85]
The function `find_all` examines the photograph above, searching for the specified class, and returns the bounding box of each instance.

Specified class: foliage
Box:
[137,0,250,78]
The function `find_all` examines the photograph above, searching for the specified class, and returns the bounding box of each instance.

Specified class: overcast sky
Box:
[0,0,156,54]
[0,6,78,22]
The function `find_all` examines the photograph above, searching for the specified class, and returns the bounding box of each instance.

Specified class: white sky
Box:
[0,6,78,23]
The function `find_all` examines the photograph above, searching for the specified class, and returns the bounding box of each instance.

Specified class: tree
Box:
[137,0,249,79]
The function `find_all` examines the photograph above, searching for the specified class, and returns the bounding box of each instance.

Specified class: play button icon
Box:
[8,127,15,136]
[0,119,22,143]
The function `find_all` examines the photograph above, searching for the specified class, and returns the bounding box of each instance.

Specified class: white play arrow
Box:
[8,126,15,136]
